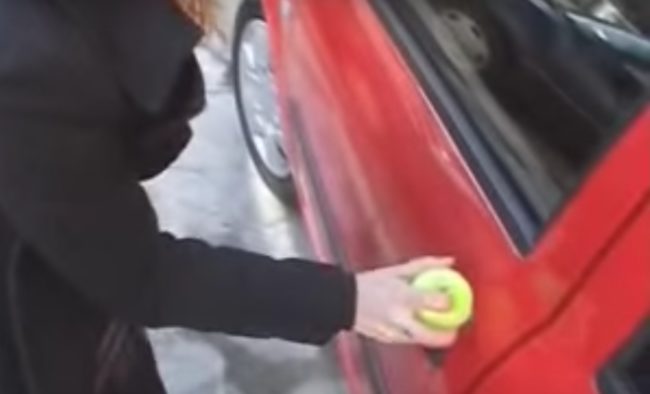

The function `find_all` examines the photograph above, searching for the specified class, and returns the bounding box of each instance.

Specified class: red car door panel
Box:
[260,0,650,393]
[273,3,520,392]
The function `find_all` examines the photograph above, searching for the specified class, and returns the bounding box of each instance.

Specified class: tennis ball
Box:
[411,268,474,331]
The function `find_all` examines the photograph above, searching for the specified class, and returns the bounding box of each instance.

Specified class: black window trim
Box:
[368,0,649,255]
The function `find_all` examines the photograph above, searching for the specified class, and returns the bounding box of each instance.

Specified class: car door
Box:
[261,0,650,393]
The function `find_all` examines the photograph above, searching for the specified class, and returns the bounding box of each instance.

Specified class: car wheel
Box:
[233,0,296,205]
[432,0,509,80]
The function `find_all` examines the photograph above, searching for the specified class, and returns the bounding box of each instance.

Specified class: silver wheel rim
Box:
[238,19,290,179]
[439,9,491,69]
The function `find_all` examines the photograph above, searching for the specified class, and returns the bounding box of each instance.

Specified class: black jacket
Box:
[0,1,356,393]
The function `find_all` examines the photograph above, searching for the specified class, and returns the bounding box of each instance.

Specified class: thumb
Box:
[391,256,455,277]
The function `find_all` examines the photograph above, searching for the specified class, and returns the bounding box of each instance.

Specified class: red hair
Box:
[175,0,215,33]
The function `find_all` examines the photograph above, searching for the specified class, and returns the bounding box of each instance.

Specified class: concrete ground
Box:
[144,47,348,394]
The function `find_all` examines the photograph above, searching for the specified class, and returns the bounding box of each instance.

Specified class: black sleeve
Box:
[0,103,356,345]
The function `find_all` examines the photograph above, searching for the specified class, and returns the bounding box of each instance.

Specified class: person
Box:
[0,0,458,393]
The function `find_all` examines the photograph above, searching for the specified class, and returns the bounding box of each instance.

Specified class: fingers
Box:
[389,256,455,278]
[392,309,458,348]
[403,286,450,311]
[418,293,450,311]
[369,324,409,344]
[361,309,458,349]
[362,322,457,348]
[358,321,411,344]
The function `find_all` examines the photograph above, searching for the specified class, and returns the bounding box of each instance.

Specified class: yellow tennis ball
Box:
[411,268,474,331]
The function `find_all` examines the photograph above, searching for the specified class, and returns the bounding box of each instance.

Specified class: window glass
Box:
[598,319,650,394]
[391,0,649,226]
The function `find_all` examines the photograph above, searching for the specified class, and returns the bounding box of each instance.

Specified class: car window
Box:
[373,0,650,248]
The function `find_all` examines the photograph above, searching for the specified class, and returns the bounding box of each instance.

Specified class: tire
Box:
[233,0,296,205]
[432,0,510,81]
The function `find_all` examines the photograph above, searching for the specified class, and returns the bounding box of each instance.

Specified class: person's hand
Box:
[353,257,458,348]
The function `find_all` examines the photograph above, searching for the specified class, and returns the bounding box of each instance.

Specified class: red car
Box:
[231,0,650,393]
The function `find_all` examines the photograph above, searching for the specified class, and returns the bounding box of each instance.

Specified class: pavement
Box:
[143,47,348,394]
